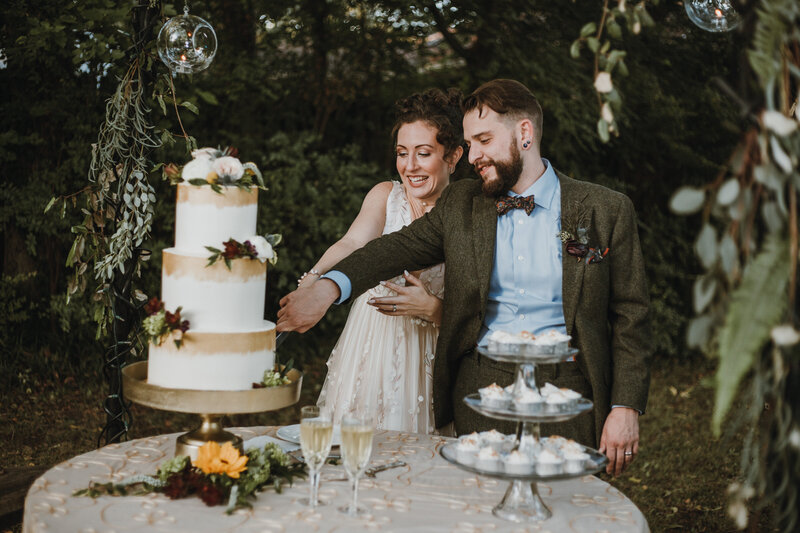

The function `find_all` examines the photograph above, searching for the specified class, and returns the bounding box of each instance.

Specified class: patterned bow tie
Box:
[495,195,536,216]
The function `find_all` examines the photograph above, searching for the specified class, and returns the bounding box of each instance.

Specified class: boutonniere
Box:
[558,203,609,265]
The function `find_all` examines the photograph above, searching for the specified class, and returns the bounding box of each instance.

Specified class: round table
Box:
[24,427,649,532]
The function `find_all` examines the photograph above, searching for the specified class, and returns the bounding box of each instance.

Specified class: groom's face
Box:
[463,107,523,197]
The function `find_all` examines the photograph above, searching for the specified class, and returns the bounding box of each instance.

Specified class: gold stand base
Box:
[175,414,244,460]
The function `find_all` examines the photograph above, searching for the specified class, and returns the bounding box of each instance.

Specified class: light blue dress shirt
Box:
[477,159,566,346]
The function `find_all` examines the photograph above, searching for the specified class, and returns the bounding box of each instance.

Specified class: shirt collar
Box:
[510,158,558,210]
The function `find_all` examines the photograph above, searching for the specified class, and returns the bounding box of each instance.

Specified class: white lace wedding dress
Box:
[316,181,445,434]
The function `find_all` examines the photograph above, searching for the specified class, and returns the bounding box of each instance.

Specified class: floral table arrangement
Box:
[76,441,305,513]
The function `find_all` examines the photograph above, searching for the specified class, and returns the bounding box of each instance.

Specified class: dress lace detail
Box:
[317,181,445,434]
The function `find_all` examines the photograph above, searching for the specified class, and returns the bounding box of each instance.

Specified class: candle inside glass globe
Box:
[157,6,217,74]
[684,0,742,32]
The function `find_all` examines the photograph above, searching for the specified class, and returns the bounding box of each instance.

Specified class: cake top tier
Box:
[176,181,258,208]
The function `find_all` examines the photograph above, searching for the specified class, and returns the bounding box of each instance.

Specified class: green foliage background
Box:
[0,1,742,388]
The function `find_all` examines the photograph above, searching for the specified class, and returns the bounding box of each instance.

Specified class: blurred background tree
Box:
[1,0,740,383]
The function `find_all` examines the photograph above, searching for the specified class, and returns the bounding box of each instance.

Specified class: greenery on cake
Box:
[142,297,190,348]
[206,235,282,269]
[163,146,265,193]
[253,369,291,389]
[75,441,306,513]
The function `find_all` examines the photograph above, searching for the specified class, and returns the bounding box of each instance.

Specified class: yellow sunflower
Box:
[193,441,248,479]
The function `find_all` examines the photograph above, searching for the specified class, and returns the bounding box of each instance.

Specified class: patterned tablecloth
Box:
[24,427,649,533]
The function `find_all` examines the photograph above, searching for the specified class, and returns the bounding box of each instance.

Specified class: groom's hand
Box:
[598,407,639,477]
[277,279,340,333]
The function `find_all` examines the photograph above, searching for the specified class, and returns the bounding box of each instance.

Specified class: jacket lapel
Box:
[559,173,589,336]
[472,195,497,306]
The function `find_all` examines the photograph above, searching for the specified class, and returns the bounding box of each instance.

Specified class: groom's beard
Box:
[478,142,523,198]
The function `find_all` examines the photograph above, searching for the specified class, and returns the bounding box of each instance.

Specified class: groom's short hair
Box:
[462,79,543,146]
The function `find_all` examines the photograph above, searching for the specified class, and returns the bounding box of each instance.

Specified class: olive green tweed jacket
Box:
[333,172,651,444]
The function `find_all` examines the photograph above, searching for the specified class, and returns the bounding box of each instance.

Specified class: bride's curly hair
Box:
[391,88,464,159]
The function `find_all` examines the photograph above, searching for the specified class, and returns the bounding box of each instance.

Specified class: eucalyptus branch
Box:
[168,73,189,140]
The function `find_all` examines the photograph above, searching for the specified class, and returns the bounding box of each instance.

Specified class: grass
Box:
[1,354,771,532]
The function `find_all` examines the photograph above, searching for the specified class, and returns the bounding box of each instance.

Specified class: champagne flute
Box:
[299,405,333,507]
[338,409,375,517]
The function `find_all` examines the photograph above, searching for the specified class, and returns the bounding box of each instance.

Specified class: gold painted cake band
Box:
[163,249,267,281]
[176,182,257,207]
[152,328,276,355]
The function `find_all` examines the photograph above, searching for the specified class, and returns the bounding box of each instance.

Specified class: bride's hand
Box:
[367,271,443,326]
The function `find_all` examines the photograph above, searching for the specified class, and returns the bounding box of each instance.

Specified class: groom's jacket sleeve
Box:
[606,194,651,414]
[331,182,451,300]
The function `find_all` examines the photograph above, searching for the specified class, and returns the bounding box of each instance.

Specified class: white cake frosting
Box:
[174,183,258,255]
[148,182,275,390]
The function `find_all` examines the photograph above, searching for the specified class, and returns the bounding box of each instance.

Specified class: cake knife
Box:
[275,331,292,348]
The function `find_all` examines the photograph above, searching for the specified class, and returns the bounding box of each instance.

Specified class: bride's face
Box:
[395,120,451,204]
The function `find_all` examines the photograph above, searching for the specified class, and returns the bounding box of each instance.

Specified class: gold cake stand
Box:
[122,361,302,459]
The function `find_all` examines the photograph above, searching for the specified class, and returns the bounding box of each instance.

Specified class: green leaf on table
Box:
[712,234,790,435]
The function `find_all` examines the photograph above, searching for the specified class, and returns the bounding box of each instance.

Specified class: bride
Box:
[296,88,464,434]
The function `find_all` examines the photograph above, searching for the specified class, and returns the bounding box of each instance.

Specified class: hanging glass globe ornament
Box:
[157,5,217,74]
[685,0,742,32]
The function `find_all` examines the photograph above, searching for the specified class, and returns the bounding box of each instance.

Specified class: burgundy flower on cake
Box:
[142,297,190,348]
[206,236,280,269]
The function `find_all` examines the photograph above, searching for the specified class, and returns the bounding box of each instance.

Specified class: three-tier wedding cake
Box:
[146,150,277,391]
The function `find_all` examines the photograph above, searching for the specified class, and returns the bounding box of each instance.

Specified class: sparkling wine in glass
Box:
[299,405,333,507]
[338,411,375,517]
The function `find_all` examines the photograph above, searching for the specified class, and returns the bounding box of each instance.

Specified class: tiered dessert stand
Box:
[122,361,302,459]
[439,345,608,523]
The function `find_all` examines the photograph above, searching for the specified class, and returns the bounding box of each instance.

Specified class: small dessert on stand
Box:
[439,330,608,523]
[123,148,301,459]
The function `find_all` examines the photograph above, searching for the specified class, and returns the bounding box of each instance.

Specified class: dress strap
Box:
[383,181,412,235]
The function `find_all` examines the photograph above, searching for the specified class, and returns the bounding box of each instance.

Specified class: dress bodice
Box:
[374,181,445,299]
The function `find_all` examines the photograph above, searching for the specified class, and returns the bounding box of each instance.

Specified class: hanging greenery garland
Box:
[575,1,800,530]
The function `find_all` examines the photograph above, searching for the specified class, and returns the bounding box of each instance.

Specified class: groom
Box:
[278,79,651,476]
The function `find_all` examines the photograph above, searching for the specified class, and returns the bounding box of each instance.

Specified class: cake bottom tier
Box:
[147,321,276,391]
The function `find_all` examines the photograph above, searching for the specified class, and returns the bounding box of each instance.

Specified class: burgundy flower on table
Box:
[198,482,225,506]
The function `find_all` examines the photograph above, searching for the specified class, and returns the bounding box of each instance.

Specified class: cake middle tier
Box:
[162,248,267,331]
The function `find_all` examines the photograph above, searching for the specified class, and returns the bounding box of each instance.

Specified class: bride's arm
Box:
[298,181,393,288]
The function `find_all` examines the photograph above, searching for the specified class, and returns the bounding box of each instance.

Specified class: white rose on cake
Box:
[182,157,213,181]
[212,156,245,182]
[191,147,222,160]
[251,236,274,263]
